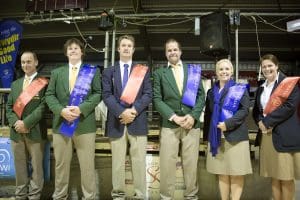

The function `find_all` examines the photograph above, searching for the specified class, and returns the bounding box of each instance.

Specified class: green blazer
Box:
[6,75,47,142]
[153,63,205,128]
[45,65,101,135]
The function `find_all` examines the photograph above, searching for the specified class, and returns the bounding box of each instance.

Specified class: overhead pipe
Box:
[19,12,300,24]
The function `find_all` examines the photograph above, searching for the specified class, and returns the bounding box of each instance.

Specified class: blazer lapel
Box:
[182,63,188,93]
[130,62,135,74]
[62,66,69,94]
[114,63,123,96]
[271,72,285,94]
[16,78,24,96]
[163,66,181,96]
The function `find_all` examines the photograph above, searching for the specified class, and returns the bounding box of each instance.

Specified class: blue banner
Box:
[0,137,15,178]
[0,137,50,181]
[0,20,23,88]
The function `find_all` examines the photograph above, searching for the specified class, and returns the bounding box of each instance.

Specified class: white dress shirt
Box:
[119,60,132,81]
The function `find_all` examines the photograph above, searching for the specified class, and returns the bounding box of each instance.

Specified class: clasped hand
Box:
[14,120,29,134]
[258,120,272,134]
[119,108,137,125]
[173,114,195,130]
[61,106,81,122]
[217,122,227,132]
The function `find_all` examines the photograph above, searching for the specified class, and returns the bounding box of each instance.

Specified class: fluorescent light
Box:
[195,17,200,35]
[287,18,300,32]
[63,20,71,24]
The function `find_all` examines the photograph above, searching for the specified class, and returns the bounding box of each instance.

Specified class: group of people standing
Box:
[6,34,300,200]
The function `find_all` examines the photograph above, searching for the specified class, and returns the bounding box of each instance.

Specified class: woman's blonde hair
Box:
[216,59,234,72]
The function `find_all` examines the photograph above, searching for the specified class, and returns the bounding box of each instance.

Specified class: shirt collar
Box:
[168,60,183,68]
[120,60,132,68]
[261,72,279,88]
[25,72,37,80]
[69,61,82,69]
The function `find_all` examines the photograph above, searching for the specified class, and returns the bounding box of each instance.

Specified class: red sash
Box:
[13,77,48,118]
[120,64,148,104]
[264,77,300,115]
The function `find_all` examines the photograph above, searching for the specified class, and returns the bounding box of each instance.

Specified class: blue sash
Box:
[209,80,246,156]
[220,84,247,122]
[181,64,202,107]
[59,64,97,137]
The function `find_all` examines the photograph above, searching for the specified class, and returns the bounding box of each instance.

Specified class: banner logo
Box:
[0,138,15,177]
[0,149,11,172]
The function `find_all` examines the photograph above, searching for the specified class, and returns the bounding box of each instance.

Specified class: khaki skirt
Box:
[260,131,300,180]
[206,139,253,175]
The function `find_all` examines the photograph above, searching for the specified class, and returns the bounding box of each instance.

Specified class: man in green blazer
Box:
[153,39,205,200]
[45,38,101,200]
[6,51,47,200]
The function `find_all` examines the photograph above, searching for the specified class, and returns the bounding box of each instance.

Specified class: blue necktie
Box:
[122,64,129,90]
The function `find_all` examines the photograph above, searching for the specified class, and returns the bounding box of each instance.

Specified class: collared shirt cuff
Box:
[169,114,176,121]
[132,106,137,115]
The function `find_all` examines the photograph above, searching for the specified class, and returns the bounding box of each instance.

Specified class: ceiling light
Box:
[194,17,200,36]
[287,18,300,32]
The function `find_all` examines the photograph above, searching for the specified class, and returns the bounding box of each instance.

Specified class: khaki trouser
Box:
[52,133,96,200]
[11,138,45,200]
[159,127,200,200]
[110,127,147,199]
